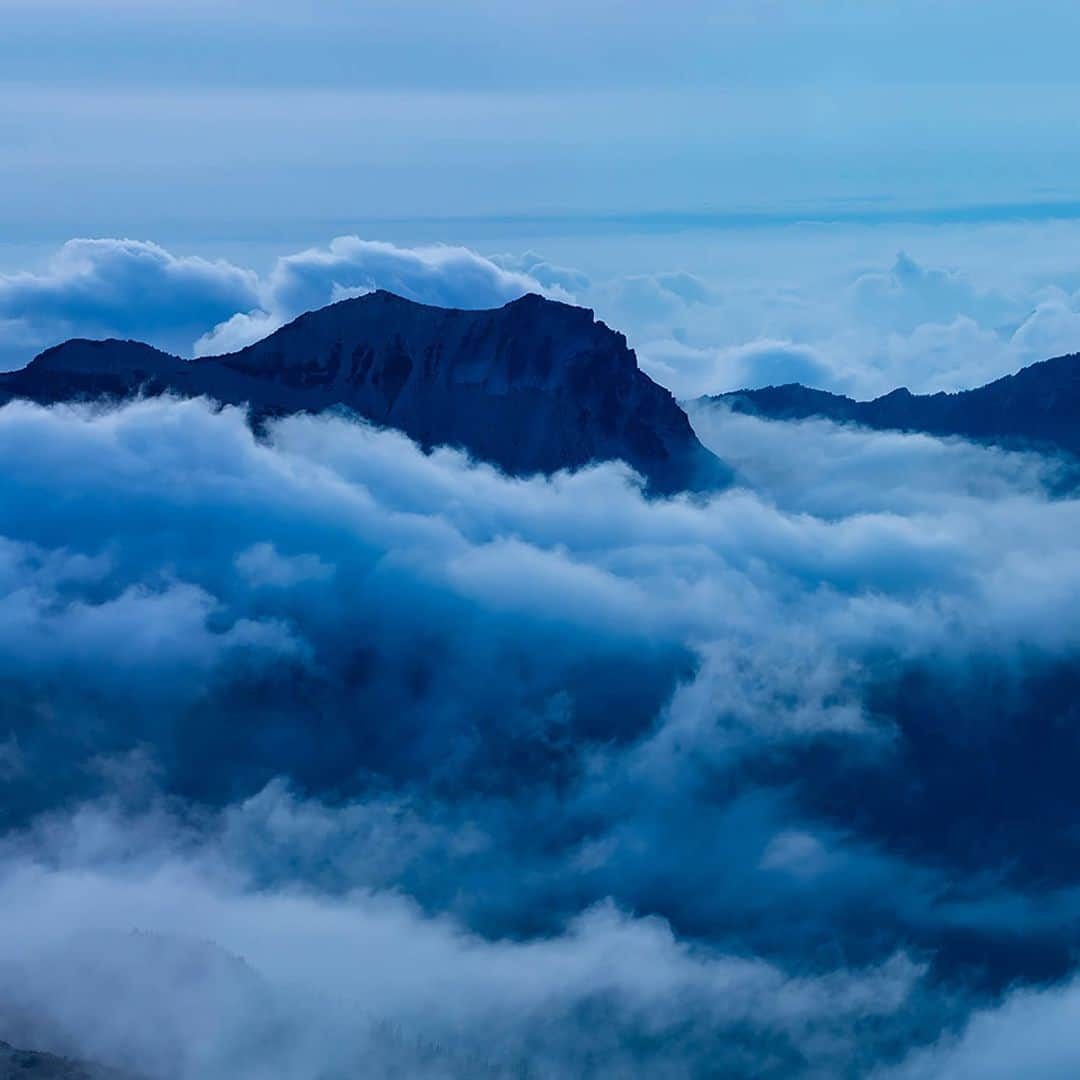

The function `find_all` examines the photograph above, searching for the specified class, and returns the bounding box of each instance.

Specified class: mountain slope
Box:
[0,292,723,494]
[709,351,1080,455]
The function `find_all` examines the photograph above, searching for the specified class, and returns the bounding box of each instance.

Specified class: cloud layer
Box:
[1,390,1079,1074]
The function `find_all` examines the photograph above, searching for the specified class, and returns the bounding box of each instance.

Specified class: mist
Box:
[0,392,1078,1075]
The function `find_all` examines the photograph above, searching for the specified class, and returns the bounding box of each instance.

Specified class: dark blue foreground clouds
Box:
[2,389,1080,1076]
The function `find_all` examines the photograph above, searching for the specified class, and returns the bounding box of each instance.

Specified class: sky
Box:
[7,2,1080,399]
[8,5,1080,1077]
[6,0,1080,232]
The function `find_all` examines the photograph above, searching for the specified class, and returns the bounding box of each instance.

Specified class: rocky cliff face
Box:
[0,292,723,494]
[708,351,1080,457]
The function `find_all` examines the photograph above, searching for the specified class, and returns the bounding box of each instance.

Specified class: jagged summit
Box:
[0,292,725,494]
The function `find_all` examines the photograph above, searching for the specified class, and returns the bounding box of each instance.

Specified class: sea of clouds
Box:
[1,386,1080,1075]
[2,236,1080,1076]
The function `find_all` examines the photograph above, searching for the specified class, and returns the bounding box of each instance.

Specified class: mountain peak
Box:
[1,293,725,494]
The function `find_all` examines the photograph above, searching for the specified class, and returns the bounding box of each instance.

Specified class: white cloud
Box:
[0,239,261,369]
[7,236,1080,404]
[2,237,569,367]
[848,250,1021,336]
[0,824,921,1079]
[192,237,568,356]
[640,337,843,398]
[491,250,591,294]
[193,309,282,357]
[0,395,1078,1072]
[264,236,563,322]
[881,977,1080,1079]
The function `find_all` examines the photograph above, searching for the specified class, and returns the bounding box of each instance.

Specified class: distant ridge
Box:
[0,291,725,494]
[707,351,1080,457]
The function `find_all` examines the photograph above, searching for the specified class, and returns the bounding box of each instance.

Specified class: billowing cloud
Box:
[600,271,716,326]
[616,251,1080,398]
[881,975,1080,1079]
[0,239,261,369]
[638,337,843,399]
[1009,292,1080,359]
[192,309,282,357]
[7,237,1080,406]
[265,236,566,319]
[0,238,567,369]
[848,250,1021,336]
[196,238,567,356]
[0,804,923,1079]
[1,392,1080,1072]
[491,250,592,294]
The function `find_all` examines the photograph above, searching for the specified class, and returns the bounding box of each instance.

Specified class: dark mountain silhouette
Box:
[0,292,723,494]
[707,351,1080,456]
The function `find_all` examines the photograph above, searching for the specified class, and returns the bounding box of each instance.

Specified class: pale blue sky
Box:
[6,1,1080,398]
[5,1,1080,237]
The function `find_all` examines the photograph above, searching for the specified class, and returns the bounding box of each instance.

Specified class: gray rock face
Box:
[0,292,724,494]
[708,352,1080,458]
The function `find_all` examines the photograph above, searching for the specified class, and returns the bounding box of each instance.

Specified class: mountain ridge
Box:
[0,291,724,494]
[707,350,1080,456]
